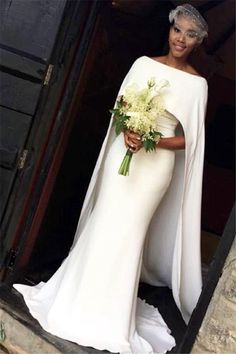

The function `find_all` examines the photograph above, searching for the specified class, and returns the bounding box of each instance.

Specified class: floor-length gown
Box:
[14,109,178,353]
[14,56,208,352]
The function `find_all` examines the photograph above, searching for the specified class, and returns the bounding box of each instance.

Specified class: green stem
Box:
[118,149,133,176]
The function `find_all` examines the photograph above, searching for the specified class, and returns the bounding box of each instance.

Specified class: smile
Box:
[173,44,186,51]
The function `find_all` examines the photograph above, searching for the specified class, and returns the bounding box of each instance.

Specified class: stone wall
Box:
[191,238,236,354]
[0,308,61,354]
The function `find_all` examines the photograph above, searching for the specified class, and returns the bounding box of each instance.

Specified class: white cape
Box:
[73,56,208,323]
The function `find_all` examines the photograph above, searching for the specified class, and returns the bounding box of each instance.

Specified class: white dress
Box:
[14,57,208,354]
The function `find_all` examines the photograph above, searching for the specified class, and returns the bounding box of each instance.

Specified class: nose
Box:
[177,32,185,43]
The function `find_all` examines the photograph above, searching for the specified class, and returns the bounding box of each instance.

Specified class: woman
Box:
[14,4,208,354]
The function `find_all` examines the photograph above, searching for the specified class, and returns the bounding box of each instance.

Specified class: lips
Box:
[173,43,186,52]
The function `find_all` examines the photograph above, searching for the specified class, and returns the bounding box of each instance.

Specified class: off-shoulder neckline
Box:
[142,56,206,81]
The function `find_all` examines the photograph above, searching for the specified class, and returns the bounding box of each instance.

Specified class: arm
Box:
[124,130,185,152]
[157,136,185,150]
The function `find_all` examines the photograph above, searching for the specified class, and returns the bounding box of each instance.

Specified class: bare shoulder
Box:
[149,56,204,78]
[150,56,166,64]
[186,64,202,77]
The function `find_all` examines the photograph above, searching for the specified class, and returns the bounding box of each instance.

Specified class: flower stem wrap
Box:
[118,149,133,176]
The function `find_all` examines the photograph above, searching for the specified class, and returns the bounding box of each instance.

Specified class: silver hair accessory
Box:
[169,3,208,39]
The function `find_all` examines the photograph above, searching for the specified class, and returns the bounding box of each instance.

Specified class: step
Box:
[0,284,106,354]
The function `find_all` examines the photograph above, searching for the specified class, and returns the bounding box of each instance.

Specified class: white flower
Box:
[111,77,169,174]
[121,78,168,136]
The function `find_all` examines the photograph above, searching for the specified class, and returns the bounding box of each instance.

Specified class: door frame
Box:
[0,0,103,278]
[177,204,235,353]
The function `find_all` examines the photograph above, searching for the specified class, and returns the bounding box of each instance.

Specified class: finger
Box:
[129,147,136,153]
[124,133,130,144]
[128,142,136,151]
[130,138,142,145]
[131,145,140,153]
[124,135,130,148]
[126,136,137,147]
[126,130,141,139]
[131,142,141,152]
[128,133,141,141]
[125,138,136,150]
[130,138,141,147]
[124,132,141,151]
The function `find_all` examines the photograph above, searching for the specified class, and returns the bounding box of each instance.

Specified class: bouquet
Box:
[110,77,169,176]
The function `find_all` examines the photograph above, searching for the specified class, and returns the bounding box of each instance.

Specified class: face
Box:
[169,15,201,59]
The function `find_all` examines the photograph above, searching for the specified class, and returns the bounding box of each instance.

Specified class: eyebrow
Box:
[174,23,198,33]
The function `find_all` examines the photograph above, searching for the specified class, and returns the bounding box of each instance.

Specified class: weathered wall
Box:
[0,308,61,354]
[191,237,236,354]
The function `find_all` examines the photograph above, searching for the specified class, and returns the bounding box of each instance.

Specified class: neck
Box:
[165,53,188,70]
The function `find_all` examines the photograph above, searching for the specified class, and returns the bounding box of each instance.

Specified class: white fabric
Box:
[14,56,208,353]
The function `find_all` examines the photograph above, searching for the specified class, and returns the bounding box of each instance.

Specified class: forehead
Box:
[174,14,199,32]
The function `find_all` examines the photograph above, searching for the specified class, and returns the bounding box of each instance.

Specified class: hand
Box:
[123,129,142,153]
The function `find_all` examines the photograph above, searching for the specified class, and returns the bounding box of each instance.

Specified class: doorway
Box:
[24,1,175,281]
[22,0,234,284]
[11,0,235,351]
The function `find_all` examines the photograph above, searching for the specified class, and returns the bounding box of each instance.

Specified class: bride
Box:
[14,4,208,353]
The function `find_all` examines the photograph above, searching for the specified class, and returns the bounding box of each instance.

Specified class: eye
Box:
[186,31,198,39]
[173,26,180,33]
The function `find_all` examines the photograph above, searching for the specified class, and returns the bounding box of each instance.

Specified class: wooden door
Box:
[0,0,66,221]
[0,0,100,277]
